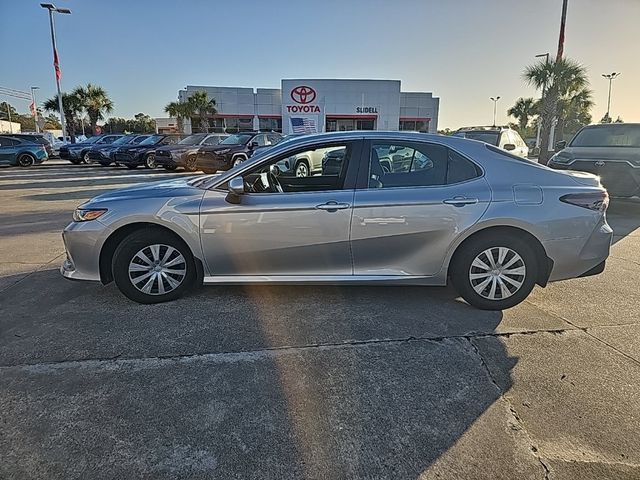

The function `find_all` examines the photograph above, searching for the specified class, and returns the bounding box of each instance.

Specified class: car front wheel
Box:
[17,153,36,167]
[451,233,538,310]
[185,155,198,172]
[144,153,156,169]
[112,229,196,304]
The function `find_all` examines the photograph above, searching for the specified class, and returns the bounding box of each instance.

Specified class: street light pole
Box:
[602,72,620,121]
[41,4,71,140]
[490,97,500,127]
[31,86,40,133]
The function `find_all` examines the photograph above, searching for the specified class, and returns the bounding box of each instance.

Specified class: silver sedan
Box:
[61,131,612,310]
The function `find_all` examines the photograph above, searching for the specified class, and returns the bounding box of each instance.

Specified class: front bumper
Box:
[199,154,233,171]
[113,151,143,165]
[60,220,111,282]
[545,217,613,282]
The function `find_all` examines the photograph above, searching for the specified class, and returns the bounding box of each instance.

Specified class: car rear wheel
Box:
[232,156,244,167]
[17,153,35,167]
[295,160,310,177]
[451,233,538,310]
[112,229,196,304]
[185,155,198,172]
[82,151,91,163]
[144,153,156,169]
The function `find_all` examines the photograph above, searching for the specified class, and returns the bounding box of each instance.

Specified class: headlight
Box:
[73,208,107,222]
[216,148,231,155]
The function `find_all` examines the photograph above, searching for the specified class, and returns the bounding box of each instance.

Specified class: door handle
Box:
[443,196,479,206]
[316,201,351,212]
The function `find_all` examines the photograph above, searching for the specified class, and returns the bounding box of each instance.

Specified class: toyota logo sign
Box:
[291,86,316,104]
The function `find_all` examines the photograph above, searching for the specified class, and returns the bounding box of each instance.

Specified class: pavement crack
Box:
[0,327,582,370]
[0,252,65,294]
[467,337,551,480]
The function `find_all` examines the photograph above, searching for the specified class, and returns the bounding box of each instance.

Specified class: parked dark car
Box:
[9,134,54,157]
[112,134,185,169]
[155,133,228,172]
[549,123,640,197]
[88,134,150,166]
[59,135,123,164]
[196,132,283,174]
[0,135,48,167]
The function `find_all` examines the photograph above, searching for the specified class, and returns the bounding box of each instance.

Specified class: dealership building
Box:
[161,79,439,135]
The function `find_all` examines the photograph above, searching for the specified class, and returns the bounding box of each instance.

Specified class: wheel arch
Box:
[447,224,553,287]
[99,222,204,285]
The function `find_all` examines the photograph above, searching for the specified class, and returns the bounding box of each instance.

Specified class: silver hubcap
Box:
[128,244,186,295]
[469,247,526,301]
[147,155,156,167]
[233,158,242,167]
[296,163,308,177]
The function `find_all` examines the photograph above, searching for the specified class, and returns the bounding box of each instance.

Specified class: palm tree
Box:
[74,84,114,135]
[164,101,194,133]
[557,87,593,139]
[43,92,83,142]
[187,91,217,133]
[507,97,536,133]
[523,58,589,164]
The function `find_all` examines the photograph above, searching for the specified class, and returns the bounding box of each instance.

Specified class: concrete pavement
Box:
[1,161,639,479]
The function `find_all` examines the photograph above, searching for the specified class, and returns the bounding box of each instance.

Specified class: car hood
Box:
[208,144,243,153]
[560,146,640,162]
[156,145,195,154]
[83,177,205,205]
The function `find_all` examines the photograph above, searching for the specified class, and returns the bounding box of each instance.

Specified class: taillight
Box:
[560,191,609,212]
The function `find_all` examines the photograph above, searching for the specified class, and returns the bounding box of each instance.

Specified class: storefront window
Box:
[326,118,376,132]
[399,120,429,133]
[259,117,282,132]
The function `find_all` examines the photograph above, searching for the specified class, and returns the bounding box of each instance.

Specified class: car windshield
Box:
[130,135,149,144]
[110,136,130,145]
[138,135,164,146]
[570,125,640,147]
[178,134,207,145]
[456,131,500,146]
[220,133,253,145]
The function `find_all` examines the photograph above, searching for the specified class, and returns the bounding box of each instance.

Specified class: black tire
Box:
[450,232,538,310]
[163,164,178,171]
[17,153,36,167]
[185,155,198,172]
[126,164,138,170]
[82,151,91,164]
[294,160,310,177]
[144,153,156,169]
[232,156,245,168]
[112,228,197,304]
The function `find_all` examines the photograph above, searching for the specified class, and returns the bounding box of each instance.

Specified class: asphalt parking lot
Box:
[1,160,639,479]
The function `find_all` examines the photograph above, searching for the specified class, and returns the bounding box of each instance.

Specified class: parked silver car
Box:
[61,131,612,309]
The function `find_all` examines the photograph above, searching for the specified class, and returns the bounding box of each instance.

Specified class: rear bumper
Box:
[544,218,613,282]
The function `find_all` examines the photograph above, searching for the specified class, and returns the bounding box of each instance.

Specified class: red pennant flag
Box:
[53,48,62,80]
[30,101,36,116]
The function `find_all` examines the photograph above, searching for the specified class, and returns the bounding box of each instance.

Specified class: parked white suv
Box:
[453,127,529,158]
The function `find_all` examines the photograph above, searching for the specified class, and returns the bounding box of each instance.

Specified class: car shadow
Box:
[0,268,522,478]
[608,197,640,244]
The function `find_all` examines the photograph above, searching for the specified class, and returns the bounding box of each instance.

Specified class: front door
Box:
[199,139,363,276]
[350,140,491,276]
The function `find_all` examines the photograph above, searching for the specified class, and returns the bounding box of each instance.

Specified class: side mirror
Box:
[249,141,259,149]
[503,143,516,151]
[228,176,244,195]
[555,140,567,150]
[270,164,281,176]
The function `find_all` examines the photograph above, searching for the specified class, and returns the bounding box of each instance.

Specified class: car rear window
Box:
[485,144,543,166]
[570,125,640,147]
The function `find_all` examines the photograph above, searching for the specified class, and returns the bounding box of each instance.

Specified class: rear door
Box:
[351,139,491,276]
[0,137,19,164]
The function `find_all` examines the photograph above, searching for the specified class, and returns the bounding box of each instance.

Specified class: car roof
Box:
[580,123,640,129]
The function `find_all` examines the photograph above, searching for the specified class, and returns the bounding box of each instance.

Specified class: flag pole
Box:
[47,8,66,140]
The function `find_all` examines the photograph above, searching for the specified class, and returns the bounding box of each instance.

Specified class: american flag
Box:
[291,117,317,134]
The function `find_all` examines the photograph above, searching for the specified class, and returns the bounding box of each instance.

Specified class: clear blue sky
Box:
[1,0,638,129]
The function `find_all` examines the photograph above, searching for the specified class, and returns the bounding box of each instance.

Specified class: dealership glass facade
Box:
[166,80,438,135]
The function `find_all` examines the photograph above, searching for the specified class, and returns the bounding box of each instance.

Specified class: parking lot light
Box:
[40,3,71,141]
